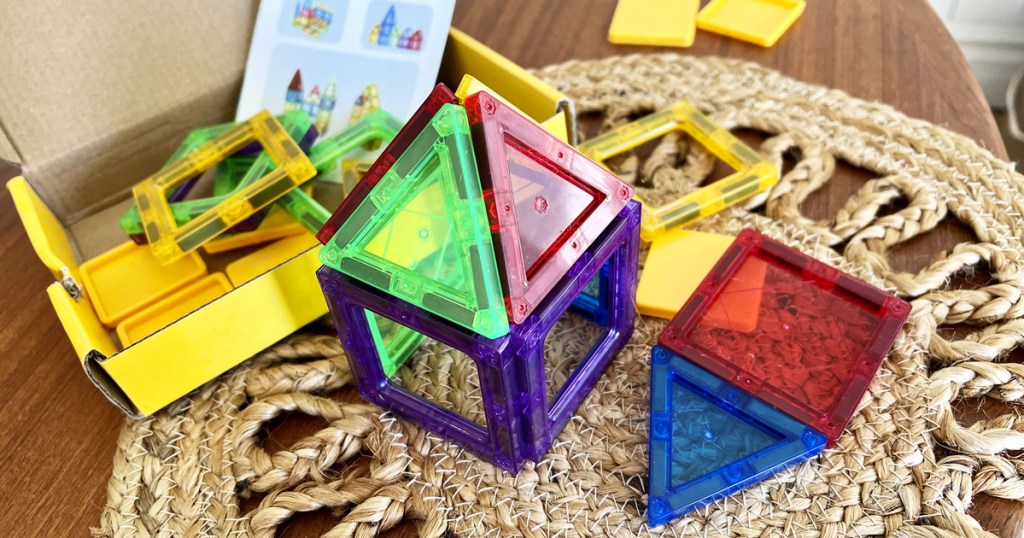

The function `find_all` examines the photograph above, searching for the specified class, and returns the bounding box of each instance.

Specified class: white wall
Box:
[929,0,1024,108]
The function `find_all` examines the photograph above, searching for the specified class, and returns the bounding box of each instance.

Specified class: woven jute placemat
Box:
[95,55,1024,537]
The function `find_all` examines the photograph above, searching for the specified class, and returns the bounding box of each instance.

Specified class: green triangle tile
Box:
[320,103,510,339]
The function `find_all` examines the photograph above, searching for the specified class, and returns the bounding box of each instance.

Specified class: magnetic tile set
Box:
[9,5,910,529]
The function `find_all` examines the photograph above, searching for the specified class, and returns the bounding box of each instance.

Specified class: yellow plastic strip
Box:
[578,101,778,242]
[608,0,698,47]
[201,206,306,254]
[133,110,317,264]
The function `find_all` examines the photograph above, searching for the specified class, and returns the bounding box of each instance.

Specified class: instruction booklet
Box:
[237,0,455,136]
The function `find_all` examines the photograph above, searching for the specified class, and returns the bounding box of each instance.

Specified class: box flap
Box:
[0,0,258,225]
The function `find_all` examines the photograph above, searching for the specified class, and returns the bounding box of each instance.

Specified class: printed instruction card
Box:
[237,0,455,136]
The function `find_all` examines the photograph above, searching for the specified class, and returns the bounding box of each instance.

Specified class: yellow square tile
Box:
[697,0,806,47]
[117,273,233,346]
[638,229,733,319]
[80,241,207,326]
[609,0,699,47]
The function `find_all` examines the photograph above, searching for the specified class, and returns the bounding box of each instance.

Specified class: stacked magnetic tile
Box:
[647,229,911,526]
[119,109,403,256]
[316,83,639,472]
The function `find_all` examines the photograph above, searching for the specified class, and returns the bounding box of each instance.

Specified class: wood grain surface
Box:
[0,0,1017,536]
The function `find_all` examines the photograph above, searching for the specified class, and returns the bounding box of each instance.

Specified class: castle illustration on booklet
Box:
[291,0,334,38]
[368,5,423,50]
[237,0,454,136]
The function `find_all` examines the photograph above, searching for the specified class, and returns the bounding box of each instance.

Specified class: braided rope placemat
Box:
[94,55,1024,538]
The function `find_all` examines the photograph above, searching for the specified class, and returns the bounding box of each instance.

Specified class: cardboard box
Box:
[2,2,575,417]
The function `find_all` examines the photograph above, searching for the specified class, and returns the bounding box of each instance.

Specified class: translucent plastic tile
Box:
[659,229,912,443]
[578,101,778,242]
[317,84,460,244]
[320,103,509,339]
[277,109,403,234]
[132,110,317,264]
[465,90,634,323]
[696,0,806,47]
[608,0,698,47]
[647,345,825,527]
[569,260,611,326]
[121,115,320,242]
[366,311,426,378]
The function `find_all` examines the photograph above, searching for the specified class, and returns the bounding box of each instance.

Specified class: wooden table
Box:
[0,0,1016,535]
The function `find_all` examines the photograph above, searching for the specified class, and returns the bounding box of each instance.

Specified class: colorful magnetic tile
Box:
[608,0,699,47]
[638,228,759,320]
[316,84,460,245]
[277,109,404,234]
[578,101,778,242]
[658,229,912,444]
[365,312,426,378]
[465,90,633,323]
[647,345,825,527]
[133,110,317,264]
[200,206,306,254]
[318,201,640,472]
[455,74,531,120]
[118,117,315,242]
[320,103,510,339]
[569,260,612,327]
[340,159,373,198]
[696,0,806,48]
[79,241,208,326]
[116,273,233,346]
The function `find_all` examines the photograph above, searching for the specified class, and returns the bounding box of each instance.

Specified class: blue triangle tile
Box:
[647,345,827,527]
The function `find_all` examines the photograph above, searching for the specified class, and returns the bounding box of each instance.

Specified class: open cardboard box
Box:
[2,2,575,417]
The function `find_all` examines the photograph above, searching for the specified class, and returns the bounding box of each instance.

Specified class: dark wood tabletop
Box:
[0,0,1017,536]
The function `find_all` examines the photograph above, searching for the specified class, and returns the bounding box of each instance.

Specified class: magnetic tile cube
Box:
[318,201,640,472]
[578,101,778,242]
